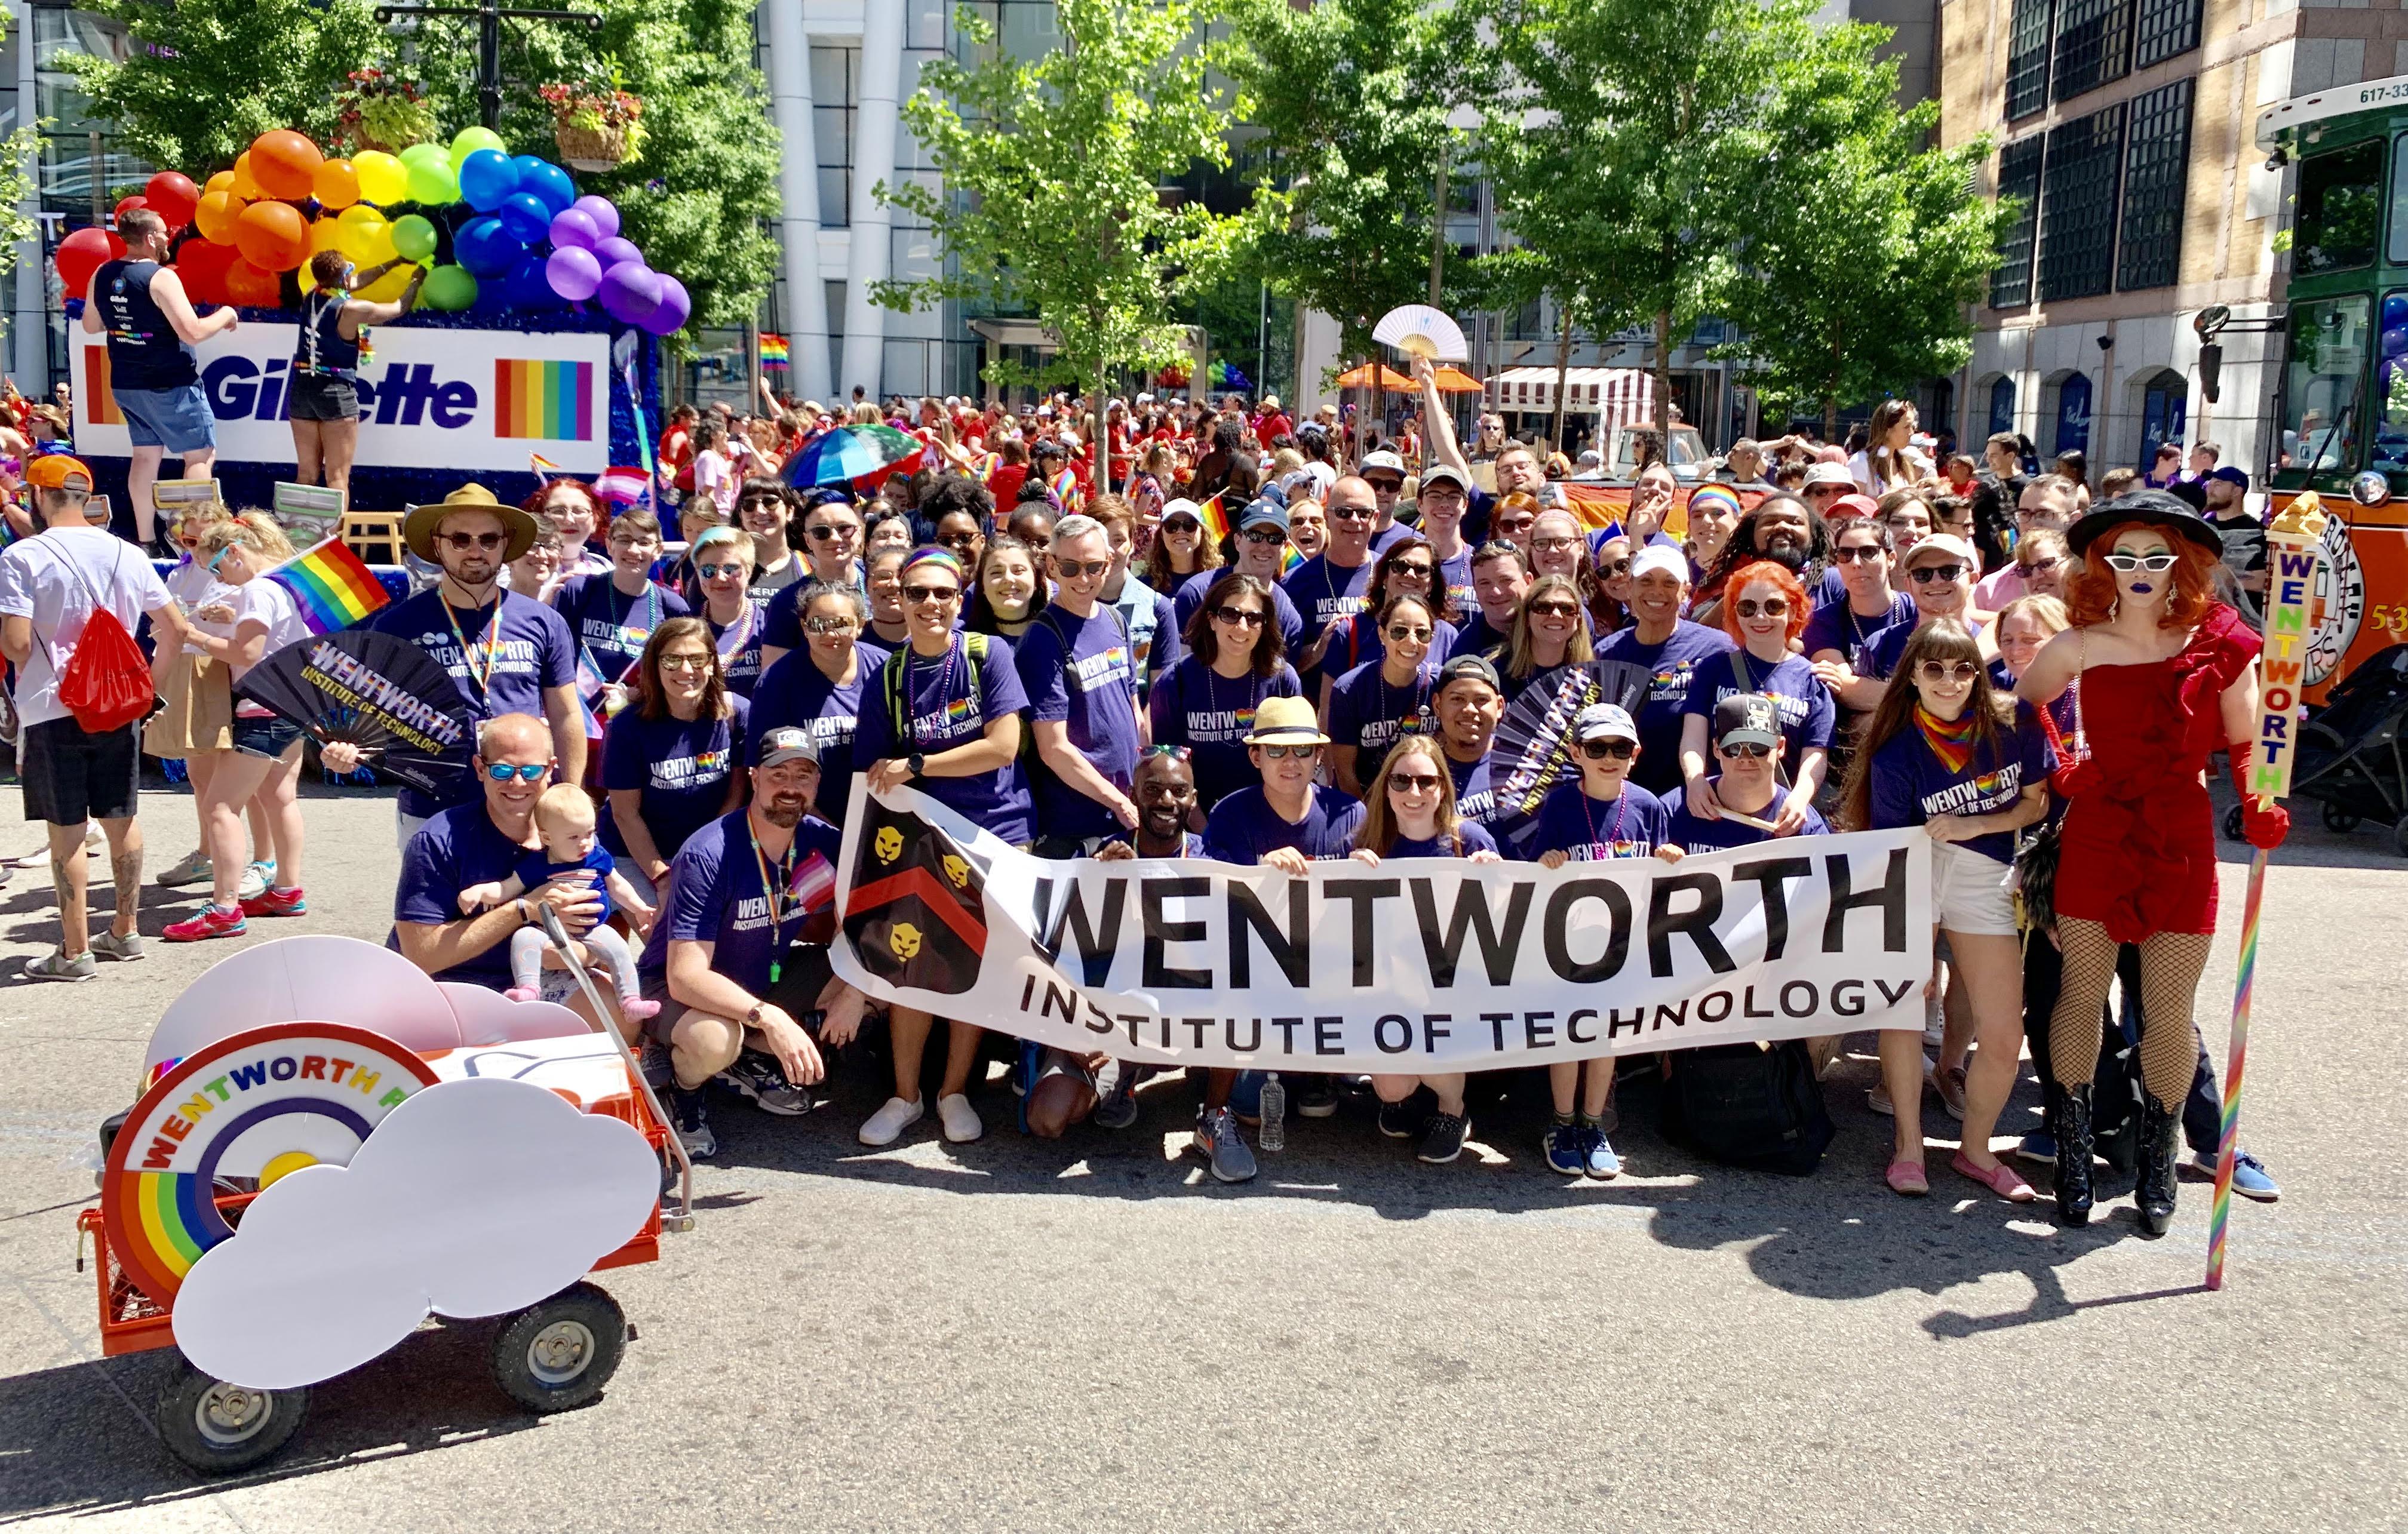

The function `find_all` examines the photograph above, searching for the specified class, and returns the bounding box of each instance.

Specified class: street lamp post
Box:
[374,0,604,131]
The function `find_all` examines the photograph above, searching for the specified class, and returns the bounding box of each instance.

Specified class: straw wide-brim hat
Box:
[1242,694,1330,746]
[403,483,539,562]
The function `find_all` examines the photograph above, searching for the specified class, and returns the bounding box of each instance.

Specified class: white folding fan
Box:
[1372,304,1469,362]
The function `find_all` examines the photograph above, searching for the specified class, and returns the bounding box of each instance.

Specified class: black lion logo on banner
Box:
[844,798,991,997]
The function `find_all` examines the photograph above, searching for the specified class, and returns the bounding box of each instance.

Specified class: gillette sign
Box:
[71,324,611,474]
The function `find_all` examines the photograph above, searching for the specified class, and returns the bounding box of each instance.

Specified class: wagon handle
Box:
[537,902,694,1232]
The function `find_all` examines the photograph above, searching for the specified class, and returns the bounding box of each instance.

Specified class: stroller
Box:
[2232,643,2408,856]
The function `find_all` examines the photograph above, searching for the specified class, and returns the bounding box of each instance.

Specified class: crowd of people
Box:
[0,355,2287,1239]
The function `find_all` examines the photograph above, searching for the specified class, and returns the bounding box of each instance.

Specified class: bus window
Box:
[2296,140,2383,275]
[2281,297,2367,476]
[2389,136,2408,264]
[2381,290,2408,475]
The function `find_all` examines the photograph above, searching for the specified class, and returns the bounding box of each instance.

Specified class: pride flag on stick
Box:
[263,536,392,635]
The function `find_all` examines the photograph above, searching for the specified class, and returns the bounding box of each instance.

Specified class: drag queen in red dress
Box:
[2016,491,2288,1235]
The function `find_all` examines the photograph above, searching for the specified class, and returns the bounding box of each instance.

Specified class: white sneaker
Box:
[156,849,213,887]
[936,1092,983,1143]
[858,1095,924,1147]
[238,859,277,902]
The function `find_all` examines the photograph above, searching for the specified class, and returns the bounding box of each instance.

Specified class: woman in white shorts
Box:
[1842,619,2053,1201]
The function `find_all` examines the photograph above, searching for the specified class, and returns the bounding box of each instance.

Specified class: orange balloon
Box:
[222,257,281,308]
[312,156,360,211]
[204,170,236,196]
[231,152,260,201]
[234,199,311,272]
[194,189,244,245]
[250,130,322,201]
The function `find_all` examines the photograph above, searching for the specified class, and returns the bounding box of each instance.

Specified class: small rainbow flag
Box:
[263,535,392,634]
[529,452,561,479]
[494,358,595,441]
[759,334,791,368]
[1196,490,1231,547]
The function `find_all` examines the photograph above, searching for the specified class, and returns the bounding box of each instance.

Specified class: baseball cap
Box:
[26,454,92,493]
[1238,498,1289,533]
[1436,653,1501,694]
[1572,703,1639,743]
[2207,465,2249,488]
[1713,693,1782,753]
[1829,493,1881,521]
[1802,462,1856,490]
[1902,532,1977,569]
[1360,450,1406,482]
[1629,546,1688,583]
[1158,497,1203,527]
[756,726,822,769]
[1418,462,1470,494]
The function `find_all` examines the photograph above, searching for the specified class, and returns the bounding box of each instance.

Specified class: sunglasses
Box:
[659,653,713,672]
[1579,739,1636,760]
[1391,561,1435,579]
[1140,743,1193,761]
[804,615,859,634]
[1734,598,1789,619]
[902,585,961,604]
[1161,519,1202,534]
[1241,528,1288,545]
[936,533,980,550]
[1832,545,1885,562]
[1211,605,1266,627]
[1528,600,1579,619]
[483,762,548,782]
[440,531,508,550]
[1386,624,1433,643]
[1805,484,1846,496]
[1330,506,1374,522]
[1365,478,1405,493]
[1718,741,1774,759]
[2102,551,2180,572]
[1916,660,1980,683]
[1257,743,1317,760]
[696,562,747,580]
[2017,555,2062,574]
[1054,558,1111,578]
[1907,564,1965,584]
[1387,772,1442,792]
[806,524,857,542]
[1601,558,1632,576]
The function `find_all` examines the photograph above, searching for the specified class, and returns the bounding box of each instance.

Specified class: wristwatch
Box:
[744,1002,764,1027]
[907,752,924,777]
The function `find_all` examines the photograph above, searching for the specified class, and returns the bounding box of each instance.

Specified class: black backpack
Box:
[1660,1040,1835,1176]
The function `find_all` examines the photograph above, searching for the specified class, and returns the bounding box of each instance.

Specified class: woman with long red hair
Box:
[2015,491,2287,1235]
[1676,558,1834,832]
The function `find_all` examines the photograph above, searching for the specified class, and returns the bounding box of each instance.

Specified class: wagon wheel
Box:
[491,1281,626,1414]
[2222,804,2246,843]
[156,1360,309,1474]
[2395,813,2408,859]
[2321,802,2363,834]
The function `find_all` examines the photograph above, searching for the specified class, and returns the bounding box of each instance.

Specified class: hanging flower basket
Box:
[541,79,643,172]
[334,69,439,155]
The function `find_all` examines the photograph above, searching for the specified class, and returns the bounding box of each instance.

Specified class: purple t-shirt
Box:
[1594,620,1736,795]
[370,588,579,819]
[601,696,749,860]
[750,643,877,827]
[710,600,767,697]
[637,809,843,995]
[1015,605,1144,841]
[1863,612,1947,681]
[1326,660,1438,766]
[1528,780,1675,862]
[1867,702,2054,864]
[1173,568,1308,657]
[1801,591,1916,674]
[1317,610,1459,680]
[552,573,689,685]
[389,802,538,989]
[1146,656,1303,813]
[1663,779,1831,854]
[1281,552,1375,636]
[854,634,1036,844]
[1387,820,1498,859]
[1435,546,1475,624]
[1678,650,1837,782]
[1202,783,1367,865]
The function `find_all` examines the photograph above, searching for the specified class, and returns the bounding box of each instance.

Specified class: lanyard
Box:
[749,820,798,985]
[715,601,756,662]
[1581,785,1631,855]
[441,595,503,700]
[611,580,661,644]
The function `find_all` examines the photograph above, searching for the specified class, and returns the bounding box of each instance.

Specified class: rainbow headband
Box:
[1689,484,1743,521]
[901,546,966,585]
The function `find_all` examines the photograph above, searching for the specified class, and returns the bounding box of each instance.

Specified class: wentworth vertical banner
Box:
[831,785,1936,1074]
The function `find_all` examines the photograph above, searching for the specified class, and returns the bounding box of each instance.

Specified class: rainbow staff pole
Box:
[2207,491,2327,1290]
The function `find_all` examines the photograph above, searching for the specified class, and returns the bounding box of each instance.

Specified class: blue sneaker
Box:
[1583,1126,1621,1180]
[1543,1121,1585,1176]
[2015,1129,2056,1166]
[2186,1148,2280,1201]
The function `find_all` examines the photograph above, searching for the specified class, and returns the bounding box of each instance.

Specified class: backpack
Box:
[883,631,989,746]
[1659,1039,1835,1176]
[45,540,156,733]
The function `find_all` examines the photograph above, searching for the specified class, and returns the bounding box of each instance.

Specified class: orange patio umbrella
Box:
[1430,365,1484,392]
[1334,362,1413,390]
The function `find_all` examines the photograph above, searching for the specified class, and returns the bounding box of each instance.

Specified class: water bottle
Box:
[1257,1071,1285,1152]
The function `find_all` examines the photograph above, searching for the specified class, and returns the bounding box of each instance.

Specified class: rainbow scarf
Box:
[1914,703,1977,776]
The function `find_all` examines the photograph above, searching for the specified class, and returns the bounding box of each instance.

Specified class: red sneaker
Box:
[239,886,308,918]
[164,904,248,942]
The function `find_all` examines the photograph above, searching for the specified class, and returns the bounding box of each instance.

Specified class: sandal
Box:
[1885,1158,1929,1196]
[1951,1149,2037,1203]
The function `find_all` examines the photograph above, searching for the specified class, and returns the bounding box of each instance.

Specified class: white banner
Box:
[70,324,611,474]
[831,784,1936,1074]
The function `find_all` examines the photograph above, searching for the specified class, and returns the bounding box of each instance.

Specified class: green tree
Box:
[56,0,388,172]
[875,0,1238,487]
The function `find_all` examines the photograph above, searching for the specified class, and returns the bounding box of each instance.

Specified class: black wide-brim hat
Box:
[2066,489,2225,560]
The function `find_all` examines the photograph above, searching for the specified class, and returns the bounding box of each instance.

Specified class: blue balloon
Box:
[513,156,576,215]
[457,148,520,213]
[454,215,524,279]
[506,253,561,311]
[2386,293,2408,332]
[497,192,552,245]
[2385,324,2408,360]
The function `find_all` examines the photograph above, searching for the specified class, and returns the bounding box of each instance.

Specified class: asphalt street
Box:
[1,780,2401,1532]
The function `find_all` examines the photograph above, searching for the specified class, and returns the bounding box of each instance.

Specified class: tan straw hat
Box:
[403,483,539,562]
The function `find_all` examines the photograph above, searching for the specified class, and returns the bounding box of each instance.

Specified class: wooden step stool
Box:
[340,511,404,566]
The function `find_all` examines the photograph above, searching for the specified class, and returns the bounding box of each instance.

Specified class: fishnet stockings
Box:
[2048,917,2213,1106]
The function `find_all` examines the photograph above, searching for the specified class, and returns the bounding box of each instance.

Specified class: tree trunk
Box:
[1429,141,1450,305]
[1098,355,1111,500]
[1548,300,1575,460]
[1653,308,1674,468]
[1823,392,1838,445]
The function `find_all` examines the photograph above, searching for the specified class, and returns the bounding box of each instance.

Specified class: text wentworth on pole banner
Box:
[831,785,1937,1074]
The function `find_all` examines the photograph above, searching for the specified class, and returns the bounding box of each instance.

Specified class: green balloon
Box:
[389,214,438,262]
[405,158,459,205]
[450,125,507,169]
[421,264,478,312]
[397,142,447,168]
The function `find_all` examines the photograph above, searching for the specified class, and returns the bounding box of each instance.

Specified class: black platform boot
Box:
[2053,1081,2094,1228]
[2136,1093,2179,1238]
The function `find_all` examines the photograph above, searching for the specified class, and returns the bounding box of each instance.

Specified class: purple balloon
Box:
[546,244,604,301]
[572,195,620,240]
[597,261,664,327]
[592,236,643,271]
[548,207,600,251]
[642,275,691,336]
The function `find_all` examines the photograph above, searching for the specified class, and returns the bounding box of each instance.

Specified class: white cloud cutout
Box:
[172,1076,659,1389]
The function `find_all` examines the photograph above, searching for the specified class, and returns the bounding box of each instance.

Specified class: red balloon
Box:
[55,226,127,306]
[222,256,281,308]
[173,238,234,306]
[143,171,201,229]
[112,195,148,221]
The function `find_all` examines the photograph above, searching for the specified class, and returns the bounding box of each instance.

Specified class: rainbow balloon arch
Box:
[57,125,681,520]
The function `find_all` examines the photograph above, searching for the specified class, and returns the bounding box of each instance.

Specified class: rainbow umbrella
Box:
[783,423,924,488]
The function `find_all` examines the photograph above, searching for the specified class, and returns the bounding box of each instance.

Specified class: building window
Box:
[2117,79,2193,292]
[1992,136,2044,309]
[2005,0,2054,120]
[1989,377,2018,438]
[2131,0,2201,70]
[811,44,858,229]
[2038,103,2126,303]
[2052,371,2093,456]
[2138,370,2187,472]
[2295,138,2383,278]
[2051,0,2131,104]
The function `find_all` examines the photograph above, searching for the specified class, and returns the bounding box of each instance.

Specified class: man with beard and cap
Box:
[637,726,862,1158]
[2203,465,2266,611]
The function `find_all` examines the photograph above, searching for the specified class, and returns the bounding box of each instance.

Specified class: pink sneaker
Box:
[163,904,247,943]
[619,997,661,1022]
[503,986,542,1003]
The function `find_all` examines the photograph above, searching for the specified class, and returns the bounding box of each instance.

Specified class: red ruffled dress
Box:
[2054,603,2259,942]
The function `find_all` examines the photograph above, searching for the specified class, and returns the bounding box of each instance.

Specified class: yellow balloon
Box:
[354,150,408,207]
[333,204,387,263]
[230,151,260,201]
[357,264,413,302]
[297,217,345,293]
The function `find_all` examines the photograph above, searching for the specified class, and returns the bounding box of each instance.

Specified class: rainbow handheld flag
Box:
[760,334,791,368]
[529,452,561,479]
[1196,490,1232,547]
[263,536,392,635]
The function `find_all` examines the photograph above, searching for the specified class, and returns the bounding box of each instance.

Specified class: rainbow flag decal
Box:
[494,358,595,441]
[83,350,124,426]
[760,333,791,368]
[264,536,393,634]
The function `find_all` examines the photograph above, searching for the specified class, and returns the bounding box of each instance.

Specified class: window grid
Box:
[2006,0,2055,120]
[2117,79,2194,291]
[2038,103,2127,303]
[1992,136,2045,309]
[810,44,858,229]
[2131,0,2201,70]
[2051,0,2131,104]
